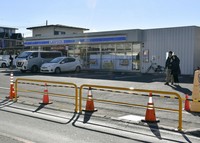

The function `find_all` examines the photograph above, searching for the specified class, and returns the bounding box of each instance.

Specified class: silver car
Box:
[40,56,82,74]
[0,59,9,68]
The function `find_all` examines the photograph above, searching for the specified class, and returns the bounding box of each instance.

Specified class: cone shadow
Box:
[83,111,93,123]
[33,104,46,112]
[147,122,162,139]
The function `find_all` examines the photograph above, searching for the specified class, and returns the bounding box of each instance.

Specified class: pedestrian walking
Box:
[171,55,181,85]
[164,51,173,85]
[9,54,13,69]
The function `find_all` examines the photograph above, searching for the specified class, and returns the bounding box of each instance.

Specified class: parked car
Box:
[40,56,82,74]
[16,51,63,73]
[0,59,9,68]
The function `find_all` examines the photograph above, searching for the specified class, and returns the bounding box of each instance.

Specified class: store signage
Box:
[24,36,126,46]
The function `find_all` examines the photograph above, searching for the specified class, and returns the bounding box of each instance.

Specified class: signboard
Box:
[24,35,127,46]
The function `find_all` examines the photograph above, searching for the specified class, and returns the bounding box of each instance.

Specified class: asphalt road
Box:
[0,68,200,142]
[0,102,200,143]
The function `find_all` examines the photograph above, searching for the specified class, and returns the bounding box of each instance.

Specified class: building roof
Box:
[27,24,89,31]
[0,26,18,30]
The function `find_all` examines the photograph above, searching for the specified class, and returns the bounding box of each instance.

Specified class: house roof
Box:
[0,26,18,30]
[27,24,89,31]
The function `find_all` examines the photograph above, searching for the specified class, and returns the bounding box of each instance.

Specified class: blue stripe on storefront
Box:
[24,36,127,46]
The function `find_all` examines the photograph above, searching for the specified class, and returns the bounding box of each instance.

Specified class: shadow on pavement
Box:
[147,123,162,140]
[169,85,192,95]
[83,111,93,123]
[0,99,15,108]
[1,69,194,84]
[33,104,46,112]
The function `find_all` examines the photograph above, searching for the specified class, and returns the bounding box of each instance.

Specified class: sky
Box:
[1,0,200,37]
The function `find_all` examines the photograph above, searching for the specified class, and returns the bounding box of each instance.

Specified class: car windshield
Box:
[18,52,32,58]
[49,57,64,63]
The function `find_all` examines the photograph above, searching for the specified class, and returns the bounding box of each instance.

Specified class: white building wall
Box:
[141,26,196,75]
[194,27,200,71]
[32,27,84,37]
[33,27,54,37]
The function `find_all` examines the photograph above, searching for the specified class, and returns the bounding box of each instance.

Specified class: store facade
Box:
[24,29,143,72]
[24,25,200,75]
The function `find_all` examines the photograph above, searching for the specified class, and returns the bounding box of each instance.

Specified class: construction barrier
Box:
[79,84,183,131]
[14,78,79,112]
[17,80,200,102]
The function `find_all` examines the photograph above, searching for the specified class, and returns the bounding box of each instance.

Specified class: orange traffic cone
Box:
[142,93,159,123]
[40,83,52,104]
[6,72,16,100]
[83,87,97,112]
[184,94,190,111]
[9,83,16,99]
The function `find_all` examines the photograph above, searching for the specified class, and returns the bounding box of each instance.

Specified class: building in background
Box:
[24,24,200,75]
[0,26,23,55]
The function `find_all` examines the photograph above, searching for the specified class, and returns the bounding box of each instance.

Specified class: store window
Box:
[68,42,141,72]
[87,45,101,69]
[115,43,132,71]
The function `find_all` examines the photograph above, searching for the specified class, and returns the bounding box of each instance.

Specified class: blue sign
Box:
[24,36,126,46]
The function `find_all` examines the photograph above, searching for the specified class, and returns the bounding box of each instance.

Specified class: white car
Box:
[0,59,9,68]
[40,56,82,73]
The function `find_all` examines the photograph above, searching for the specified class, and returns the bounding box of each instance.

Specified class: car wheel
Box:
[1,63,6,68]
[31,65,38,73]
[55,67,61,74]
[75,66,81,73]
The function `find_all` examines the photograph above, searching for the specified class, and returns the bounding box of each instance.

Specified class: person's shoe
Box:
[164,82,169,85]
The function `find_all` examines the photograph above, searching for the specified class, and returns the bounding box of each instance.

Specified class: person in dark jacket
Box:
[9,54,13,69]
[171,55,181,85]
[165,51,173,85]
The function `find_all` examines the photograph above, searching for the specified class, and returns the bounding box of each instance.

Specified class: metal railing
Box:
[14,78,79,112]
[79,84,183,131]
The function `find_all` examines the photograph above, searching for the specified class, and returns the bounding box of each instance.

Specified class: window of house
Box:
[54,31,59,35]
[61,31,65,35]
[54,31,66,35]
